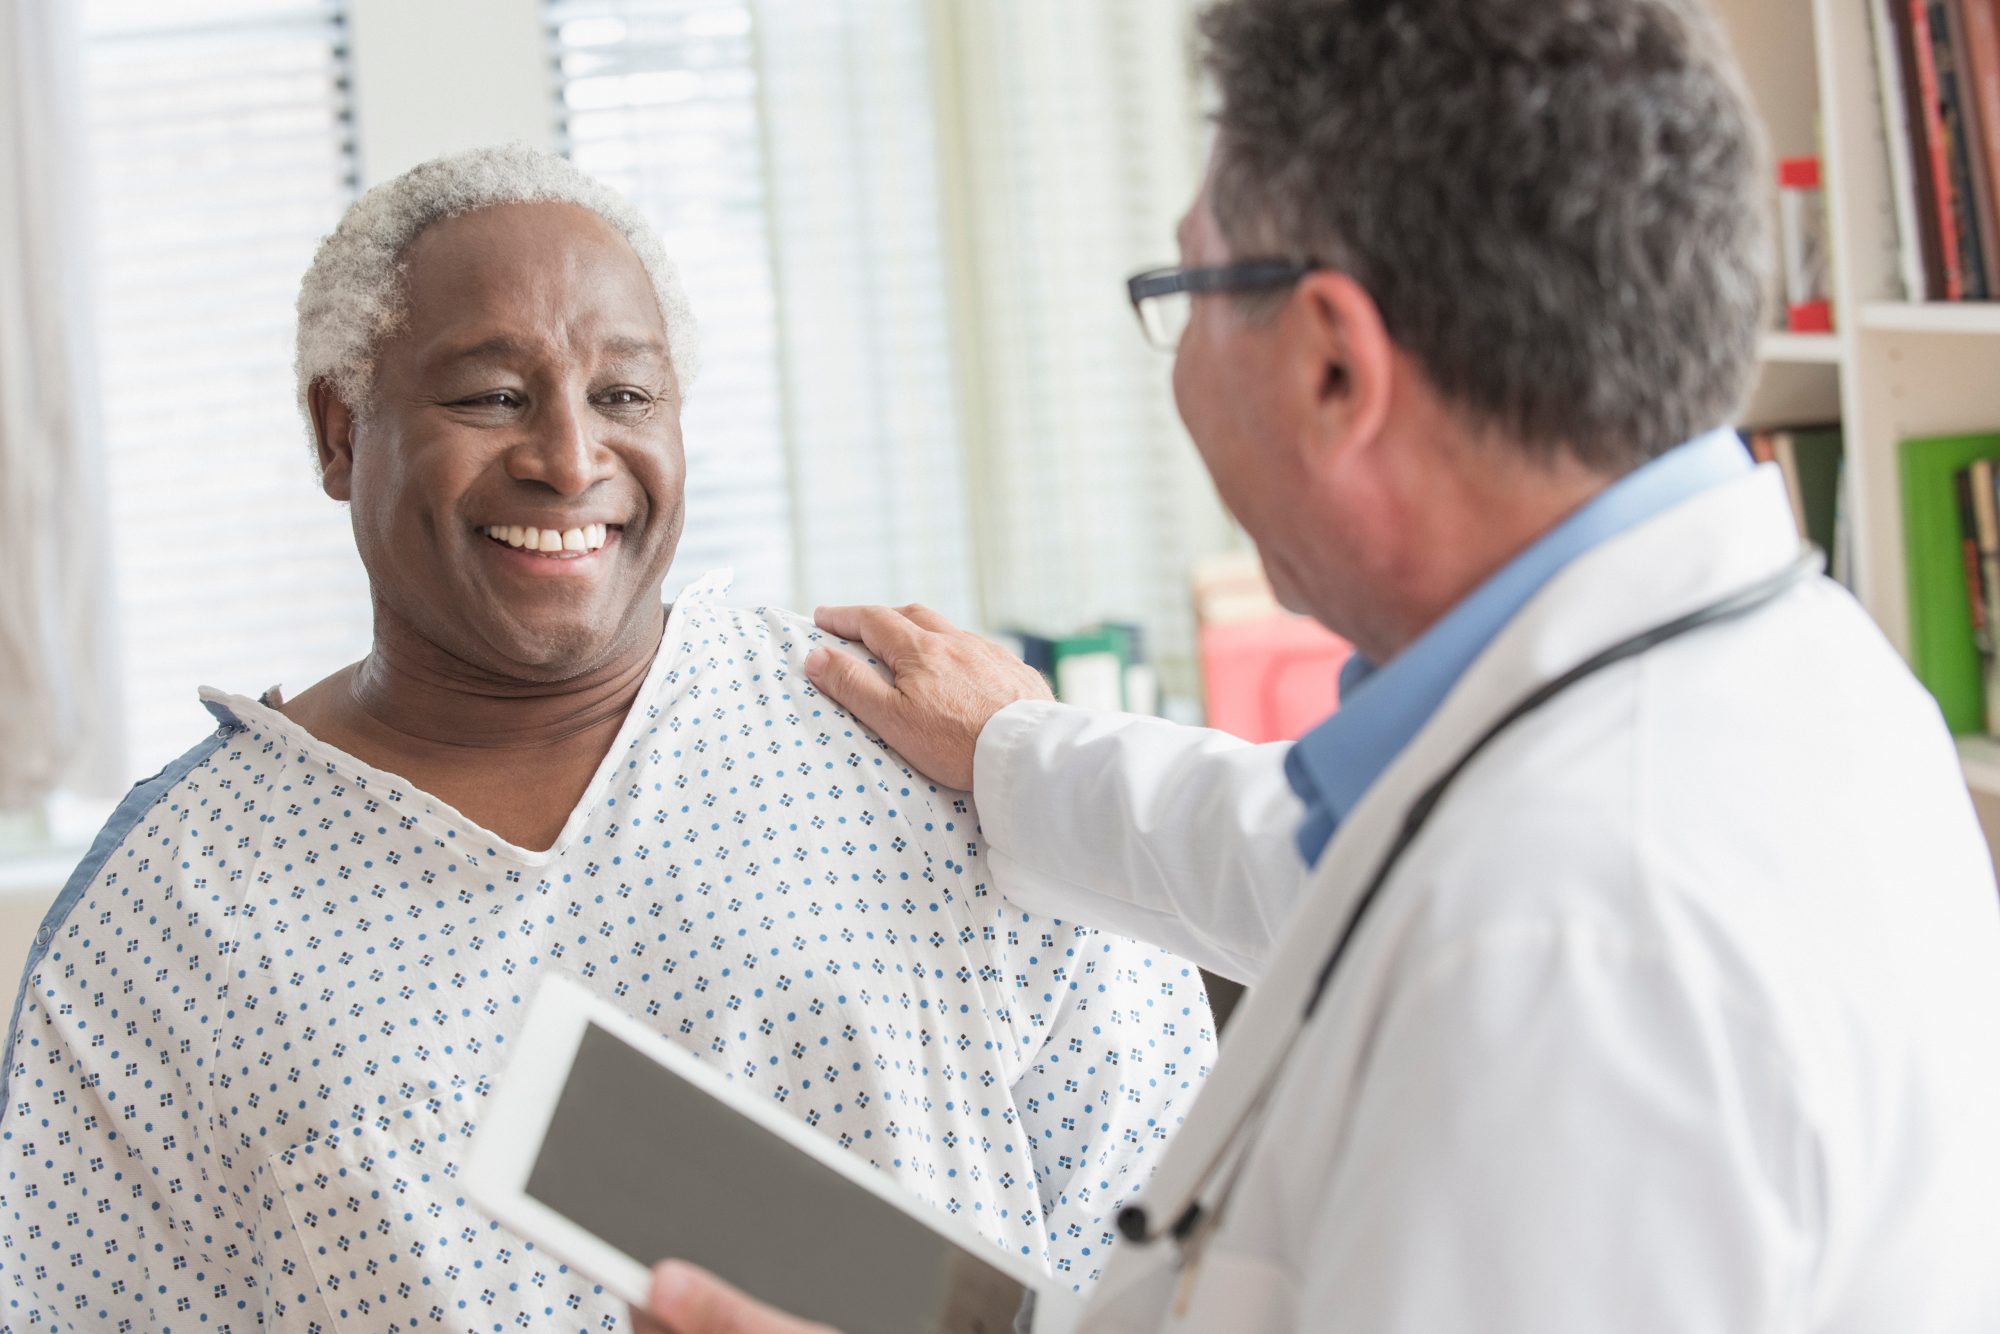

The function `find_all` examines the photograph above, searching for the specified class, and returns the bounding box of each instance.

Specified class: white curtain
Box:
[940,0,1233,685]
[753,0,980,621]
[0,0,122,807]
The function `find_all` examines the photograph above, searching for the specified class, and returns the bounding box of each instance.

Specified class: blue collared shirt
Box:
[1284,428,1754,866]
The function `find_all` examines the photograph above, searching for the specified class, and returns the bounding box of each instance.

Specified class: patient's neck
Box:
[342,606,665,753]
[272,602,666,851]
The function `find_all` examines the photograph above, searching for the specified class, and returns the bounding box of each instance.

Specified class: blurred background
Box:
[0,0,1351,984]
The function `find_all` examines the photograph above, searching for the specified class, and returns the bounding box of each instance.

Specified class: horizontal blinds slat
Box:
[83,1,342,43]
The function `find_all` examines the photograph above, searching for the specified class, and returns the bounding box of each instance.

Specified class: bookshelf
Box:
[1719,1,2000,831]
[1857,301,2000,334]
[1757,331,1844,364]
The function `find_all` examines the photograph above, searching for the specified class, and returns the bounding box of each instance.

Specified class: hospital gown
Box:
[0,573,1214,1333]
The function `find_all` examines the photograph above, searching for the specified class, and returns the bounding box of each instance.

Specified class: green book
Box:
[1785,427,1845,557]
[1901,431,2000,732]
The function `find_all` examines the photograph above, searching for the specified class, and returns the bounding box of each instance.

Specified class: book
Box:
[1948,0,2000,287]
[1955,467,1990,653]
[1755,427,1844,559]
[1773,434,1810,536]
[1909,0,1966,298]
[1785,427,1846,558]
[1971,458,2000,729]
[1832,461,1856,591]
[1876,0,1934,301]
[1955,0,2000,281]
[1002,623,1149,713]
[1901,432,2000,733]
[1931,0,1990,296]
[1051,629,1126,711]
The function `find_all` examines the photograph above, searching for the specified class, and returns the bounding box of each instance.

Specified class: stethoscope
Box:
[1114,546,1826,1283]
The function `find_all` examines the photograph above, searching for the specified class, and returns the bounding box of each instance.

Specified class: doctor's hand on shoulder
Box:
[634,1260,836,1334]
[803,603,1049,791]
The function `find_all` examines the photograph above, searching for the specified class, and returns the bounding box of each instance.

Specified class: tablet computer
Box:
[467,973,1082,1334]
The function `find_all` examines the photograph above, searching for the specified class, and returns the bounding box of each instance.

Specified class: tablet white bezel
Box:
[466,971,1076,1321]
[466,971,654,1308]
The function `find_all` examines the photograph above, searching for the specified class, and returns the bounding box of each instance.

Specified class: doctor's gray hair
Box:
[1197,0,1768,474]
[293,143,698,450]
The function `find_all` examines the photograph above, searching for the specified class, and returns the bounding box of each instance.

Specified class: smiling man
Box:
[0,146,1213,1333]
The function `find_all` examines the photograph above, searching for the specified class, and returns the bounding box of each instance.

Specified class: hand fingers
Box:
[650,1260,836,1334]
[812,604,926,661]
[895,603,960,634]
[803,644,898,723]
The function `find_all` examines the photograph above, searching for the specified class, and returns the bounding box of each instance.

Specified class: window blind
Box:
[82,0,366,780]
[550,0,980,621]
[550,0,800,611]
[550,0,1230,683]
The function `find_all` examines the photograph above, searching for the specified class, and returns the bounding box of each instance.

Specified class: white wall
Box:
[345,0,556,185]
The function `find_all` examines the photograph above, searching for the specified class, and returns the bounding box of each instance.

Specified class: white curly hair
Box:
[293,143,699,445]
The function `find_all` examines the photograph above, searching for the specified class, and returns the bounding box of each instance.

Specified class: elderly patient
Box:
[0,146,1213,1332]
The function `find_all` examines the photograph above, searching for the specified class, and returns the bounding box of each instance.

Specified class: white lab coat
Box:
[978,466,2000,1333]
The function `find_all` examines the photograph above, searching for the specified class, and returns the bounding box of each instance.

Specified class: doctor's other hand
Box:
[634,1260,838,1334]
[805,604,1053,792]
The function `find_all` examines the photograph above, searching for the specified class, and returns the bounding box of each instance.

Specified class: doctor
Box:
[643,0,2000,1329]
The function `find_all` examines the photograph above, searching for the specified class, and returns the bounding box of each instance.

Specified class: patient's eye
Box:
[595,387,650,408]
[455,390,523,410]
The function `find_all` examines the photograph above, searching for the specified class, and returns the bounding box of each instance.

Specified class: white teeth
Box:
[485,523,612,556]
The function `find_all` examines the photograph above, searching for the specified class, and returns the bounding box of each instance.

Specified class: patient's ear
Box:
[308,378,357,501]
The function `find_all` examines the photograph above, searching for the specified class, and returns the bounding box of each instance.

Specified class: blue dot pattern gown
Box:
[0,573,1215,1332]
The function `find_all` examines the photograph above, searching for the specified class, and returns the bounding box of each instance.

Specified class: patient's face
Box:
[336,201,686,678]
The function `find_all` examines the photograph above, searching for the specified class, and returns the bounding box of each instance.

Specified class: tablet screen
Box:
[523,1021,1035,1334]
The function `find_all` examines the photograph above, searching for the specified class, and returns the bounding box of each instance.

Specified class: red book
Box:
[1955,0,2000,264]
[1893,0,1950,297]
[1951,0,2000,284]
[1912,0,1968,298]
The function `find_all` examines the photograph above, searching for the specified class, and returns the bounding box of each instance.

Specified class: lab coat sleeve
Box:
[973,701,1309,984]
[1006,924,1217,1291]
[1292,921,1812,1333]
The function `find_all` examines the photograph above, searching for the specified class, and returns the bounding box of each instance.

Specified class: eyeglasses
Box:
[1125,261,1318,351]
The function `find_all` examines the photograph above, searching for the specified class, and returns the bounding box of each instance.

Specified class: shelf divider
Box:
[1858,302,2000,335]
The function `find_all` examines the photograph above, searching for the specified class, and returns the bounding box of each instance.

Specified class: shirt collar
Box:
[1284,428,1754,866]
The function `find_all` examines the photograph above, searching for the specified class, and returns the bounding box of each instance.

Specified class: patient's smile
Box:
[480,522,615,558]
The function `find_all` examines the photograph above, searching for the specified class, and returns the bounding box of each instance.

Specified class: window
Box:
[82,0,365,779]
[551,0,979,620]
[549,0,1226,688]
[551,0,804,612]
